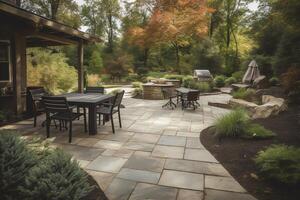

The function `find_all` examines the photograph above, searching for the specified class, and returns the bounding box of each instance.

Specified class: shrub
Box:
[269,77,279,86]
[255,145,300,185]
[163,74,184,82]
[214,75,226,87]
[87,74,102,86]
[132,81,142,88]
[231,71,244,82]
[125,73,140,82]
[281,67,300,103]
[146,71,166,78]
[0,132,38,199]
[132,88,143,97]
[244,124,275,139]
[232,88,256,101]
[21,149,92,200]
[182,76,194,88]
[189,81,212,93]
[109,89,122,95]
[215,109,250,138]
[100,74,111,83]
[225,77,237,85]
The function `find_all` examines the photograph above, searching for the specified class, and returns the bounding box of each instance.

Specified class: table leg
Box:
[88,104,97,135]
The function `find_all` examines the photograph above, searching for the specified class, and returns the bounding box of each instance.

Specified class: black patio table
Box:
[176,87,199,94]
[58,93,113,135]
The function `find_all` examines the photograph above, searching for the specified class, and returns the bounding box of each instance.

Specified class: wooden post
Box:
[12,33,26,115]
[77,40,84,93]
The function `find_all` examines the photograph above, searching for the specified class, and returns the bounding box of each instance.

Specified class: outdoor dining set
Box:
[162,87,201,110]
[29,87,125,143]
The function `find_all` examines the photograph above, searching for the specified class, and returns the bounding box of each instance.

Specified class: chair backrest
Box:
[29,88,48,101]
[42,96,70,113]
[161,89,169,99]
[112,90,125,109]
[85,86,105,94]
[187,90,200,101]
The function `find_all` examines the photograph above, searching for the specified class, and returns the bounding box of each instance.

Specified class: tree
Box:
[21,0,81,28]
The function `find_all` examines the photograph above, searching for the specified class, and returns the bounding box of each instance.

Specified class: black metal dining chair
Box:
[85,86,105,94]
[162,89,178,109]
[97,90,125,133]
[42,96,87,143]
[182,90,201,110]
[29,88,49,127]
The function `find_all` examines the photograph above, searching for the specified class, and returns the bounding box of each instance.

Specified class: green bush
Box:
[231,71,244,82]
[132,88,143,97]
[255,145,300,185]
[132,81,143,88]
[215,109,249,138]
[125,74,140,82]
[109,89,122,95]
[0,132,38,199]
[163,74,184,82]
[232,88,256,101]
[269,77,279,86]
[244,124,275,139]
[182,76,194,88]
[146,71,167,78]
[0,132,93,200]
[100,74,111,83]
[214,75,226,87]
[225,77,237,85]
[22,149,92,200]
[189,81,212,92]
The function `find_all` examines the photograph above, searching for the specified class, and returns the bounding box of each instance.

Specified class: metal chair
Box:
[162,89,178,109]
[97,90,125,133]
[29,88,48,127]
[182,90,200,110]
[85,86,105,94]
[42,96,87,143]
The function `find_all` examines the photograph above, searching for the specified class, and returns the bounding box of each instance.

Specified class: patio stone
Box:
[101,149,134,158]
[86,156,127,173]
[133,151,152,157]
[130,133,160,144]
[152,145,184,159]
[59,144,104,161]
[86,170,115,191]
[205,189,256,200]
[77,159,90,168]
[124,141,155,152]
[129,183,177,200]
[184,148,218,163]
[177,131,200,138]
[157,135,186,147]
[117,168,161,184]
[177,189,204,200]
[164,159,230,177]
[105,178,136,200]
[159,170,204,190]
[186,137,205,149]
[123,155,165,172]
[93,140,124,150]
[98,132,133,142]
[76,138,100,147]
[163,129,177,136]
[205,175,246,193]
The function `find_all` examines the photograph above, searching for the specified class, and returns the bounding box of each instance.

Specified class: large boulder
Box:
[229,98,258,114]
[253,75,269,89]
[252,95,287,119]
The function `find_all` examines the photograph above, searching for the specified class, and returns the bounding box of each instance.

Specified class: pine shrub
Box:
[255,145,300,185]
[214,75,226,87]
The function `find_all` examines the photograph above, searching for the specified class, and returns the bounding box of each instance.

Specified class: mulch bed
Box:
[85,175,108,200]
[200,106,300,200]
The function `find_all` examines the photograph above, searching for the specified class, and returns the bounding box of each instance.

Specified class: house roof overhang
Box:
[0,1,102,47]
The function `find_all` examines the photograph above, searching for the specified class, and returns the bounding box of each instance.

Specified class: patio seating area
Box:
[0,93,256,200]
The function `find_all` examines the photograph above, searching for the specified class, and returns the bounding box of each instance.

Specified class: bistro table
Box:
[175,87,199,94]
[58,93,113,135]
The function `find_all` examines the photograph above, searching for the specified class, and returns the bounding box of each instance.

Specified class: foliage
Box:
[269,77,279,86]
[132,88,143,97]
[125,74,140,82]
[27,48,77,95]
[214,75,226,87]
[231,71,244,82]
[100,74,111,83]
[0,131,38,199]
[189,81,212,93]
[232,88,256,101]
[281,66,300,103]
[244,124,275,139]
[215,109,250,138]
[109,89,122,95]
[21,149,92,200]
[255,145,300,185]
[225,77,237,85]
[88,50,103,75]
[0,110,5,121]
[163,74,185,82]
[132,82,142,88]
[87,74,102,86]
[0,132,92,199]
[147,71,167,78]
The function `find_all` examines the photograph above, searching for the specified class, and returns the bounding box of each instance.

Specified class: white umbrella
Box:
[242,60,260,83]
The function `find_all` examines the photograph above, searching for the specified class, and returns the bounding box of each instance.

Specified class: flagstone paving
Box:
[1,93,257,200]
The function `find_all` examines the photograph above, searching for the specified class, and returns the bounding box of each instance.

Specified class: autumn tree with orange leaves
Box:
[127,0,212,72]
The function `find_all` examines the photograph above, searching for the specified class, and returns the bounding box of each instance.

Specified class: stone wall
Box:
[143,83,175,100]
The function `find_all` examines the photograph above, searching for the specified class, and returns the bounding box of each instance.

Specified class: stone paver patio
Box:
[1,93,256,200]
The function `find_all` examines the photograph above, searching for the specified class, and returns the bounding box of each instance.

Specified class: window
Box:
[0,41,11,82]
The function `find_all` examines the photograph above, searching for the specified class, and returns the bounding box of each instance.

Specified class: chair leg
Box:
[111,115,115,134]
[69,120,72,143]
[84,109,87,133]
[34,114,37,127]
[59,120,62,131]
[98,113,101,125]
[118,110,122,128]
[103,115,105,125]
[46,114,50,138]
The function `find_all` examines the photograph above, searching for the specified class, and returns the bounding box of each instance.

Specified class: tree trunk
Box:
[144,48,149,68]
[172,42,180,73]
[50,0,60,20]
[107,11,114,53]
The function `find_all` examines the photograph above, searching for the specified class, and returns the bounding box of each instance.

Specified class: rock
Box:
[208,102,231,109]
[231,84,250,91]
[229,98,258,114]
[253,75,269,89]
[252,95,287,119]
